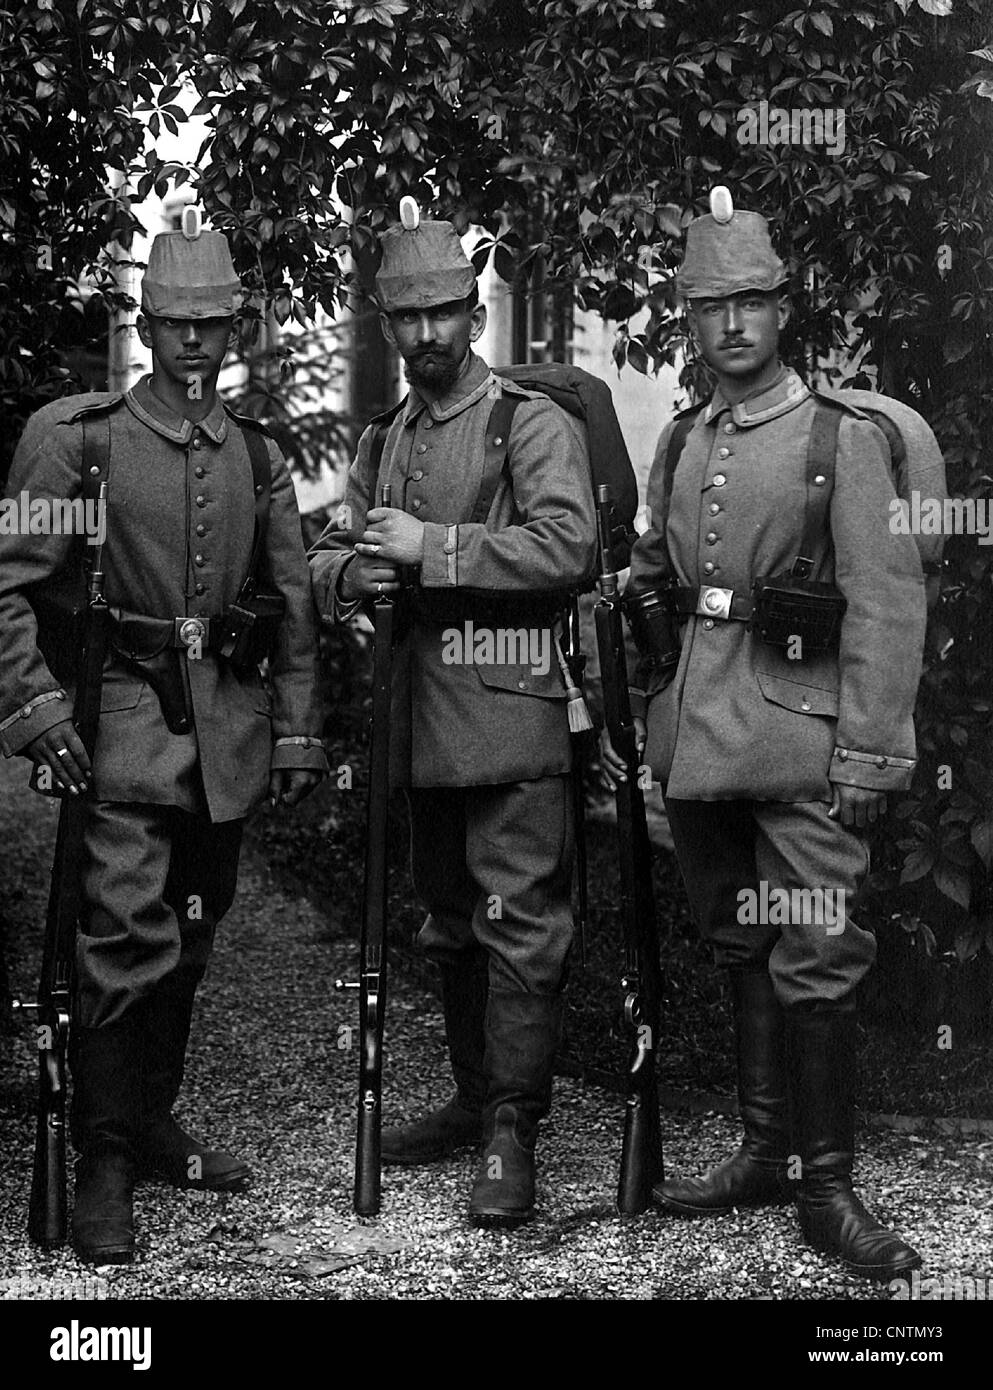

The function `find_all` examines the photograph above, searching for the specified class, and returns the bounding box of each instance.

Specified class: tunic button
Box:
[195,466,206,479]
[724,422,736,434]
[706,532,718,545]
[876,756,888,768]
[411,499,422,511]
[517,680,528,690]
[709,503,721,515]
[813,474,827,486]
[801,699,811,712]
[196,524,206,536]
[838,749,849,761]
[196,495,206,507]
[423,419,434,429]
[712,474,727,487]
[703,561,715,575]
[192,438,202,450]
[717,447,731,459]
[702,619,715,630]
[411,470,424,481]
[416,444,428,454]
[443,541,457,555]
[195,583,206,595]
[194,553,205,566]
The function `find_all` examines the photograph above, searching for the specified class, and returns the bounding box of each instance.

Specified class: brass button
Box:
[801,699,811,712]
[195,583,206,595]
[702,618,715,630]
[196,524,206,536]
[411,499,422,511]
[194,465,206,478]
[192,437,202,451]
[876,756,888,769]
[813,474,827,486]
[20,706,31,718]
[416,444,428,455]
[423,419,433,429]
[706,532,718,545]
[443,541,456,555]
[724,422,736,434]
[411,470,424,481]
[89,464,100,476]
[838,749,849,761]
[517,679,528,690]
[703,561,715,575]
[196,495,206,507]
[194,553,205,566]
[717,447,731,459]
[709,503,721,515]
[254,483,264,495]
[712,474,727,487]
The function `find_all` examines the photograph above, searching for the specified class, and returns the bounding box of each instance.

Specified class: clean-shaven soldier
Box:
[309,203,595,1227]
[602,190,926,1279]
[0,228,326,1262]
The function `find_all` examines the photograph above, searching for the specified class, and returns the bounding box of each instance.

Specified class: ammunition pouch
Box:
[397,584,570,628]
[210,589,286,670]
[622,584,682,678]
[751,572,846,654]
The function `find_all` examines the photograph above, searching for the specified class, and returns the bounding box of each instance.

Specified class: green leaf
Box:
[970,819,993,869]
[933,861,971,911]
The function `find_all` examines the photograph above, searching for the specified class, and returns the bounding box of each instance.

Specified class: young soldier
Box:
[309,203,595,1227]
[0,227,327,1262]
[601,190,926,1280]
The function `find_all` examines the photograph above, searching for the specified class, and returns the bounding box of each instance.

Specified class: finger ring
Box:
[55,748,70,758]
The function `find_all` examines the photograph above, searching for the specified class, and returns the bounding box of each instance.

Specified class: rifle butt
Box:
[616,1080,664,1216]
[27,1108,67,1247]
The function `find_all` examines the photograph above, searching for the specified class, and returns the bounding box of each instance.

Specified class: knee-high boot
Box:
[786,1007,921,1281]
[468,989,563,1228]
[382,949,489,1165]
[655,966,791,1215]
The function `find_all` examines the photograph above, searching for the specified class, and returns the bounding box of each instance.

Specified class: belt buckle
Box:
[176,617,206,648]
[696,585,733,620]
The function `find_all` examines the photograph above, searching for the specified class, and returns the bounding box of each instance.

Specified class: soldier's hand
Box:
[599,717,647,792]
[338,552,400,601]
[828,783,887,830]
[25,719,90,796]
[357,507,425,566]
[268,768,323,809]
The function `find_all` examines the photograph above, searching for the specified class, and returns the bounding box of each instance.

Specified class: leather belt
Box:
[673,585,755,622]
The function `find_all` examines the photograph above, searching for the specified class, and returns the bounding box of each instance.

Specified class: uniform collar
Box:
[402,351,495,426]
[125,375,230,445]
[704,363,809,428]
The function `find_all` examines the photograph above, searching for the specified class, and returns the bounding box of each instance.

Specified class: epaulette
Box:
[62,392,124,423]
[367,398,407,427]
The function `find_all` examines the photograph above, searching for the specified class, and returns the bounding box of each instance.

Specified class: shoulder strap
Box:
[469,394,522,525]
[232,418,272,593]
[654,404,705,575]
[367,398,408,485]
[793,400,841,578]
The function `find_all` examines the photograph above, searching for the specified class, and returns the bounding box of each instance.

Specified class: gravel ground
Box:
[1,755,991,1305]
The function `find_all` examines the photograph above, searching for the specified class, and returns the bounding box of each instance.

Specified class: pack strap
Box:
[793,401,839,578]
[469,394,521,525]
[236,421,272,596]
[654,405,704,577]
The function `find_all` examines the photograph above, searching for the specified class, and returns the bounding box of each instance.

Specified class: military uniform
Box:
[0,230,326,1262]
[630,189,927,1280]
[309,204,595,1225]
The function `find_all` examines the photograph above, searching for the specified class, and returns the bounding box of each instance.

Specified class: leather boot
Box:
[70,1016,141,1264]
[382,950,488,1165]
[469,989,563,1229]
[655,966,791,1216]
[136,980,250,1192]
[786,1008,922,1281]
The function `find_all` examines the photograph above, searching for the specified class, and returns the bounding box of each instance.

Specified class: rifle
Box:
[592,483,665,1215]
[563,596,590,967]
[15,481,109,1246]
[335,482,395,1216]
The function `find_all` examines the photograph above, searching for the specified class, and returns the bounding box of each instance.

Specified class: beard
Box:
[404,347,462,395]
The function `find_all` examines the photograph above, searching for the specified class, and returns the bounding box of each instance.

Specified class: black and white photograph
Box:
[0,0,990,1365]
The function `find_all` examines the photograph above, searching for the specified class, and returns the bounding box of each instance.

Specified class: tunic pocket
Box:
[756,670,839,718]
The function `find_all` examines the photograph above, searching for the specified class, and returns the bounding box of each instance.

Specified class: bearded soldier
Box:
[309,202,595,1227]
[0,226,327,1262]
[602,190,927,1279]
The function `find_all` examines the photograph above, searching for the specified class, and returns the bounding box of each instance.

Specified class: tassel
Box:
[553,632,593,734]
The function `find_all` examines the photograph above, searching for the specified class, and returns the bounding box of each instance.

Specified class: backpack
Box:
[657,385,947,582]
[366,362,638,573]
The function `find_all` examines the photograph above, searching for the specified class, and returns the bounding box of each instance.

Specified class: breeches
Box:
[664,798,875,1011]
[407,776,574,996]
[75,801,244,1028]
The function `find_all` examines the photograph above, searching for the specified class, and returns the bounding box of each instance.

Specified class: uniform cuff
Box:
[420,522,458,588]
[272,737,329,773]
[629,687,648,722]
[830,745,916,792]
[0,689,70,757]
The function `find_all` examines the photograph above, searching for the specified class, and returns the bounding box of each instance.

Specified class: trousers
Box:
[407,775,574,995]
[664,797,875,1010]
[75,801,244,1028]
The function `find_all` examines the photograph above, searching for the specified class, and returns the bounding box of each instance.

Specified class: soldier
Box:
[601,190,926,1279]
[0,225,327,1263]
[309,202,595,1227]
